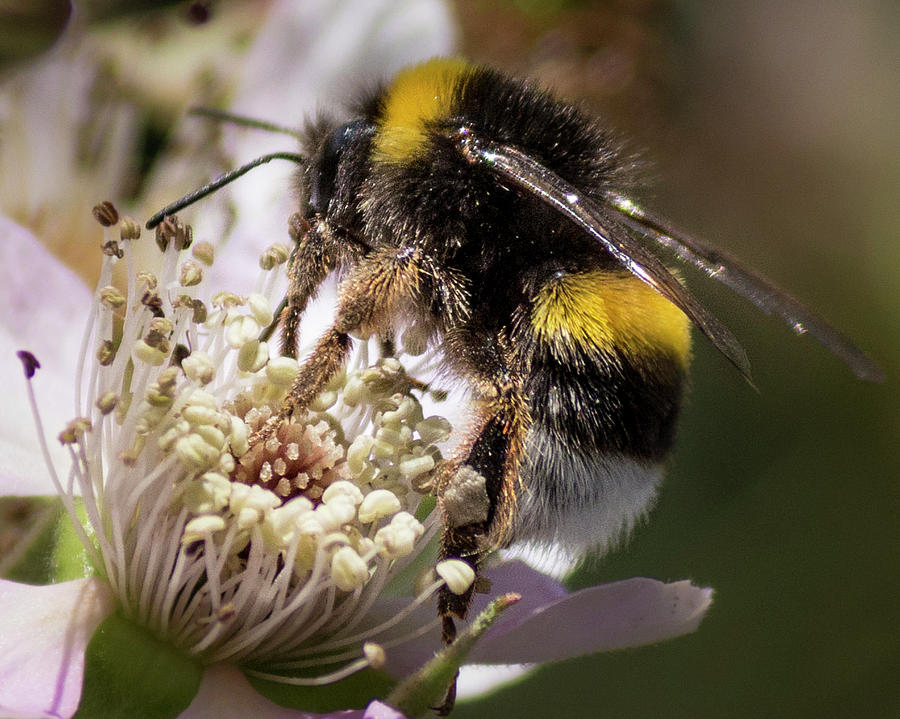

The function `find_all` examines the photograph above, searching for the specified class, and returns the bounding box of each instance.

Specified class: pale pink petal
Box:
[376,561,709,684]
[474,560,569,610]
[360,701,406,719]
[178,664,406,719]
[178,664,316,719]
[0,577,115,719]
[468,577,713,664]
[0,216,91,496]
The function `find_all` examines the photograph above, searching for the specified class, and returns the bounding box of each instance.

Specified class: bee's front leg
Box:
[253,245,429,444]
[275,214,363,359]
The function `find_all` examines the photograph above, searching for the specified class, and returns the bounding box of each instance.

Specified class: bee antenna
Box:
[145,151,306,229]
[188,107,301,137]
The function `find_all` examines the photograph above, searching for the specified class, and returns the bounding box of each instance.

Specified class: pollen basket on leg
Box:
[61,215,453,678]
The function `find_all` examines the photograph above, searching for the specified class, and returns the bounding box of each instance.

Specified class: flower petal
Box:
[455,663,532,701]
[468,576,713,664]
[177,664,407,719]
[0,216,91,496]
[0,577,115,719]
[376,561,710,686]
[476,559,569,608]
[178,665,312,719]
[361,701,406,719]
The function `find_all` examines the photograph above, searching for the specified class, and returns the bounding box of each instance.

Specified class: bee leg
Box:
[437,394,526,627]
[378,332,397,358]
[253,246,428,443]
[435,334,529,711]
[277,214,361,358]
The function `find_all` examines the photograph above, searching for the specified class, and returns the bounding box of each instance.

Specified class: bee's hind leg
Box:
[436,330,530,633]
[433,330,530,714]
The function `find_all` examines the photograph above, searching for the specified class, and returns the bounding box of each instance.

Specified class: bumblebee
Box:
[147,57,882,647]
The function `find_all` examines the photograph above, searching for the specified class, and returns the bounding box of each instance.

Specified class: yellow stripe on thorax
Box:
[373,57,471,163]
[532,270,692,364]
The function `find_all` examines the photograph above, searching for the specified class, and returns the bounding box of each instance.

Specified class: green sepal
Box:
[414,494,436,523]
[387,593,521,717]
[75,611,203,719]
[248,667,395,714]
[0,496,94,583]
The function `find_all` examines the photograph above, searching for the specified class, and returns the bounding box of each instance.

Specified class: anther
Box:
[120,216,141,240]
[191,241,215,266]
[16,350,40,379]
[92,200,119,227]
[155,216,193,252]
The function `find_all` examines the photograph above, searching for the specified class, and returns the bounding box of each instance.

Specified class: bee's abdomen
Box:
[509,268,691,555]
[524,267,690,456]
[523,341,686,460]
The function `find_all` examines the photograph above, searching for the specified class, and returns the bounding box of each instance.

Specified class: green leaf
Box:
[75,611,203,719]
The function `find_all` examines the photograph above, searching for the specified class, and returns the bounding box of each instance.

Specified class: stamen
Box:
[92,200,120,227]
[436,560,476,595]
[16,352,101,569]
[32,212,452,683]
[244,650,377,686]
[296,578,445,657]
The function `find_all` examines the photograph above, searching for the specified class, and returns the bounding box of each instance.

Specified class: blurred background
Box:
[2,0,897,717]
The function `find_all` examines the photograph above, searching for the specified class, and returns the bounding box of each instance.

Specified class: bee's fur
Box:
[517,431,664,557]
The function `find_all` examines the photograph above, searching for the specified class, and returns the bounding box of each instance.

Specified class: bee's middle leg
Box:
[276,215,362,359]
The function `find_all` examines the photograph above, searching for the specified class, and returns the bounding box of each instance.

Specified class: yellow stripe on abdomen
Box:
[373,57,471,163]
[532,270,692,364]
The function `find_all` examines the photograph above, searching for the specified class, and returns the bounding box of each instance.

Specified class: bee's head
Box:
[302,118,375,221]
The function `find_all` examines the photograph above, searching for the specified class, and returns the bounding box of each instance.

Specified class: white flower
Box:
[56,213,449,666]
[0,3,714,717]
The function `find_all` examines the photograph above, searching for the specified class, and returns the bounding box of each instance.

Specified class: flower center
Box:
[41,206,470,683]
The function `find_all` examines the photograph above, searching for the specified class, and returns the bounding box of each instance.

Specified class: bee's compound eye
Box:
[308,119,371,216]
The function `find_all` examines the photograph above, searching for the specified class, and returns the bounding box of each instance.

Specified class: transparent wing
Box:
[605,193,883,382]
[451,128,752,380]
